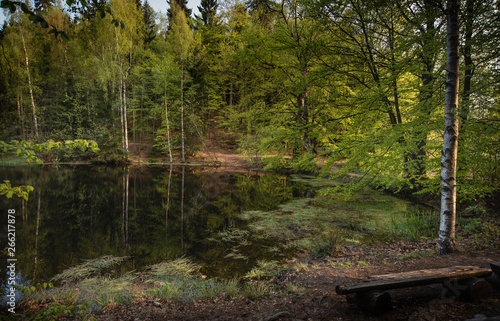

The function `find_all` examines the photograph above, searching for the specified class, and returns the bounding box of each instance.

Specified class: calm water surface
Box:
[0,165,311,286]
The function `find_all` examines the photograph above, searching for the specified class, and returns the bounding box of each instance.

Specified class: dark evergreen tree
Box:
[142,0,157,45]
[197,0,218,26]
[73,0,108,21]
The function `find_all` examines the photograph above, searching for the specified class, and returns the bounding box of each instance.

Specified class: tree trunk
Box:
[181,51,186,163]
[123,74,129,152]
[181,166,185,251]
[300,90,312,155]
[119,71,125,150]
[165,59,173,163]
[439,0,460,255]
[17,93,25,139]
[21,31,38,139]
[461,0,474,125]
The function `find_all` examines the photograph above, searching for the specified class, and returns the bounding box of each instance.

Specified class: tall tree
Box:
[168,1,195,162]
[439,0,460,255]
[142,0,157,45]
[197,0,219,26]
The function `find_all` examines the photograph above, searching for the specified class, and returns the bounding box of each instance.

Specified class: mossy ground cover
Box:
[241,175,437,258]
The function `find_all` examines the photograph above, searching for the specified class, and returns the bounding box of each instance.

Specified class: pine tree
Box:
[197,0,218,26]
[142,0,157,45]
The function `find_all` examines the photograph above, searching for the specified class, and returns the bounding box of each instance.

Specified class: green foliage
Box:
[0,0,120,40]
[79,275,136,306]
[241,180,419,254]
[262,154,319,174]
[311,232,342,258]
[244,260,280,280]
[0,180,34,200]
[0,140,99,163]
[241,281,269,300]
[391,209,439,241]
[457,215,500,250]
[50,255,130,282]
[21,282,54,294]
[1,0,499,218]
[144,257,200,280]
[0,140,99,199]
[28,302,92,321]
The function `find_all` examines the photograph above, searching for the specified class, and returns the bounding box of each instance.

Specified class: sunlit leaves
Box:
[1,0,124,40]
[0,140,99,164]
[0,180,34,200]
[0,140,100,200]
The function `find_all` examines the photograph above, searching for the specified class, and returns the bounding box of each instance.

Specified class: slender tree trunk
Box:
[119,71,125,149]
[33,190,41,281]
[165,59,173,163]
[229,78,233,106]
[21,31,38,139]
[439,0,460,255]
[116,28,125,150]
[122,174,125,240]
[181,51,185,163]
[125,170,129,246]
[165,165,172,256]
[300,90,312,154]
[123,74,129,152]
[133,87,136,145]
[17,93,25,139]
[181,166,185,251]
[461,0,474,126]
[166,164,172,223]
[123,31,133,153]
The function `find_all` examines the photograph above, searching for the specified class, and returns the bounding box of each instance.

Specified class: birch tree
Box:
[439,0,460,255]
[168,1,195,162]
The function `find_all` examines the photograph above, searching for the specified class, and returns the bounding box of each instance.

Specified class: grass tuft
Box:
[51,255,130,283]
[391,209,439,241]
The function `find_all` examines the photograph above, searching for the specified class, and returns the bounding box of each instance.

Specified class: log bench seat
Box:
[336,265,493,314]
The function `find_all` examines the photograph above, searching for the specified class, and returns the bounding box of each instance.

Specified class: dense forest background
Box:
[0,0,499,201]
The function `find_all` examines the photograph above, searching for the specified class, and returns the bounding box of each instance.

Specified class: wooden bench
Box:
[336,265,493,314]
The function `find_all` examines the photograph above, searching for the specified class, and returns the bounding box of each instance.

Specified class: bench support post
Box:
[442,278,492,301]
[346,291,392,315]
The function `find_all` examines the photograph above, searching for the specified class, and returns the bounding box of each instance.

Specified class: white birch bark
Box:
[164,63,173,163]
[123,74,129,152]
[439,0,460,255]
[21,31,38,139]
[181,49,185,163]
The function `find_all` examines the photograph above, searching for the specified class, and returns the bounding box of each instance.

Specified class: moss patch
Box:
[241,177,430,255]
